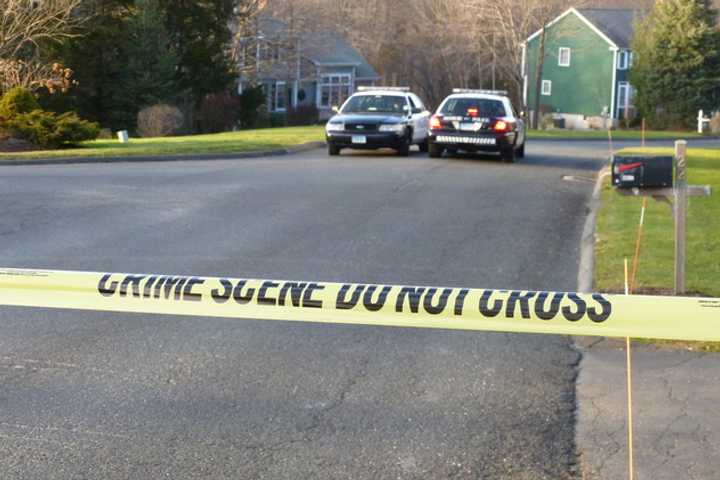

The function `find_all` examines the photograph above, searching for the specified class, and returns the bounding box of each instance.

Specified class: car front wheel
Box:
[396,132,411,157]
[328,143,340,156]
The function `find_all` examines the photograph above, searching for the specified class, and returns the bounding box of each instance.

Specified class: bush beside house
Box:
[137,104,184,138]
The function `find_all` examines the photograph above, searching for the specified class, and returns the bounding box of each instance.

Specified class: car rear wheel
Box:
[501,146,515,163]
[428,142,443,158]
[419,139,429,153]
[328,143,340,156]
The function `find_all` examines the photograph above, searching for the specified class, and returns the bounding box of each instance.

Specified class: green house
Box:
[523,8,641,129]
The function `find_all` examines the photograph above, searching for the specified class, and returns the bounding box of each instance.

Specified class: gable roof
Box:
[576,8,643,49]
[525,8,642,50]
[257,16,380,80]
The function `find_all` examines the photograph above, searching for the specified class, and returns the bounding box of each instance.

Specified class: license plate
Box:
[460,123,478,132]
[352,135,367,144]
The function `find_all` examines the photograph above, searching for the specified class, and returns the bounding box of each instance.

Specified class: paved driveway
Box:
[0,140,623,479]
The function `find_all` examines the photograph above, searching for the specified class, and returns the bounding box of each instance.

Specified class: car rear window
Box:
[440,98,507,118]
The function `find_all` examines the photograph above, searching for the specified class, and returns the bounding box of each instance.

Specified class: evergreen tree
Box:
[113,0,179,130]
[631,0,720,128]
[159,0,237,106]
[41,0,133,129]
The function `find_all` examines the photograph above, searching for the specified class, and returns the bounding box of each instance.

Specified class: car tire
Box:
[328,143,341,156]
[396,132,411,157]
[516,142,525,159]
[419,138,429,153]
[501,146,515,163]
[428,142,443,158]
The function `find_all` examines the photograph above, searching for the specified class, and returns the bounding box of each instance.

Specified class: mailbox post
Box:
[612,140,712,295]
[674,141,688,295]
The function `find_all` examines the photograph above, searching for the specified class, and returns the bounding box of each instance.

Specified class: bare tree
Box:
[0,0,86,92]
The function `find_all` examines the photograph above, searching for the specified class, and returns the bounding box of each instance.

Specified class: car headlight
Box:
[379,123,405,133]
[326,122,344,132]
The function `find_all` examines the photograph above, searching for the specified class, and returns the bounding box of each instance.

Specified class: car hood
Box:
[329,114,407,124]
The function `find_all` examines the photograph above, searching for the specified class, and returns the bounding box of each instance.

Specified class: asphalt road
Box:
[0,139,692,479]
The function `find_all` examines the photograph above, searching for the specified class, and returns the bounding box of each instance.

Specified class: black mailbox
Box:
[612,156,674,189]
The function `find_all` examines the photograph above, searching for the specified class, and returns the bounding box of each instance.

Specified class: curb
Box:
[529,136,717,143]
[0,141,327,167]
[577,164,611,293]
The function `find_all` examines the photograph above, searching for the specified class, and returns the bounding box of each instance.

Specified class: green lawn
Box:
[0,126,326,160]
[527,129,705,140]
[595,147,720,350]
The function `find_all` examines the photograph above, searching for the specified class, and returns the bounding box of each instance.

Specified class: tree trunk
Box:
[531,26,546,130]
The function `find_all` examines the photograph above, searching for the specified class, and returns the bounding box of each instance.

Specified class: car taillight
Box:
[493,120,509,133]
[430,115,443,130]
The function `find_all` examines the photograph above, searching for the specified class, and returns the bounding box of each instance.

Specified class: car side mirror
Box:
[331,105,340,114]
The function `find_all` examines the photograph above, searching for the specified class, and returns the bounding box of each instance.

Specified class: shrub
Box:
[287,105,319,126]
[8,110,100,148]
[710,112,720,134]
[0,87,40,123]
[238,85,266,128]
[137,104,184,138]
[197,92,240,133]
[540,113,555,130]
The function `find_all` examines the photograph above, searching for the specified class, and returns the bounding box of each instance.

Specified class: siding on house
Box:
[523,8,642,127]
[524,12,615,119]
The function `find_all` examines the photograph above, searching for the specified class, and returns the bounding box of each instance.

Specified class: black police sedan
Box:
[325,87,430,156]
[428,89,526,163]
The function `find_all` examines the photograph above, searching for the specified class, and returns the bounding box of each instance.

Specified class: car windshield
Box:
[342,95,407,114]
[440,98,507,118]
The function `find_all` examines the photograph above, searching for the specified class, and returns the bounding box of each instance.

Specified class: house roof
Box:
[525,8,642,49]
[257,16,380,80]
[576,8,643,49]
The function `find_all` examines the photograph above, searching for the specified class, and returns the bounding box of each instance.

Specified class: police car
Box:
[427,89,526,162]
[325,87,431,156]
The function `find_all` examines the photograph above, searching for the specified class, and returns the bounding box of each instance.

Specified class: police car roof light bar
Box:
[452,88,509,96]
[357,86,411,92]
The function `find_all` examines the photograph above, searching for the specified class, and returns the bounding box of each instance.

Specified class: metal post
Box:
[674,140,688,295]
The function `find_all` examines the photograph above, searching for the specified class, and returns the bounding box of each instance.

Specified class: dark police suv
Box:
[428,89,526,163]
[325,87,431,156]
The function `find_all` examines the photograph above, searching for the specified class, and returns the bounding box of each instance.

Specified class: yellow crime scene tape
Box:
[0,268,718,342]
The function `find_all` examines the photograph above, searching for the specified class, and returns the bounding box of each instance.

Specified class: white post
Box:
[698,110,704,134]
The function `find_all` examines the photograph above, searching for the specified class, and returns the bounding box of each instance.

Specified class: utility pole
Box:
[491,32,497,91]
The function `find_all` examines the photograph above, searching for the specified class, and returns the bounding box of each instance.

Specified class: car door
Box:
[408,95,430,142]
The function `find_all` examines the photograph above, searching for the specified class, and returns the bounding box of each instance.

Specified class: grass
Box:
[0,126,326,161]
[527,129,706,140]
[595,146,720,351]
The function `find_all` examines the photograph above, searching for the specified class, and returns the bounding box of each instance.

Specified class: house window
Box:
[266,81,288,112]
[319,74,352,109]
[617,82,634,119]
[618,50,630,70]
[275,81,287,111]
[558,47,571,67]
[541,80,552,96]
